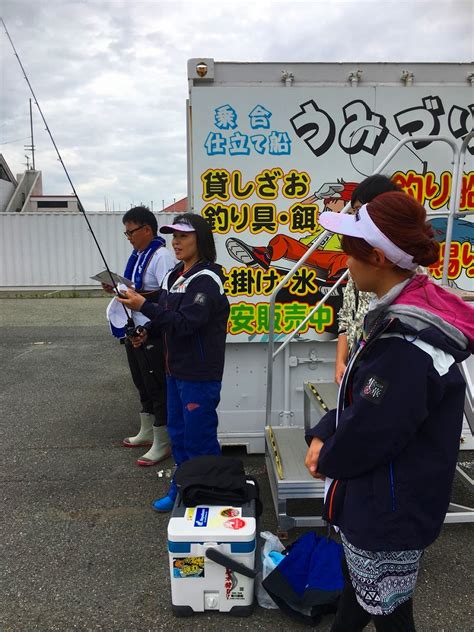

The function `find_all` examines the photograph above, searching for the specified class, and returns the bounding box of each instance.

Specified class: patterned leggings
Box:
[330,558,416,632]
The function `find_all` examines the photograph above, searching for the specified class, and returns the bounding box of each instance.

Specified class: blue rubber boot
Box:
[152,481,178,513]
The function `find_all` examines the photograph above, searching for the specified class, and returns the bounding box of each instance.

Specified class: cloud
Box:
[0,0,472,211]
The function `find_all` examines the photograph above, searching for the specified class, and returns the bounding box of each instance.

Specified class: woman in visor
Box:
[305,191,474,631]
[118,213,230,512]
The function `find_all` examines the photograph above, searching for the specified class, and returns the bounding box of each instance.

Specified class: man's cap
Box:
[318,204,418,271]
[159,220,196,234]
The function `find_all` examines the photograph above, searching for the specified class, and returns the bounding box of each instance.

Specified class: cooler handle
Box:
[205,547,257,579]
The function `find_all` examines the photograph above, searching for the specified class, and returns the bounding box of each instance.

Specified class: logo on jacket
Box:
[193,292,207,305]
[360,375,388,404]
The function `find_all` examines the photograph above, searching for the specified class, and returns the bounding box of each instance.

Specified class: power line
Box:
[0,136,30,145]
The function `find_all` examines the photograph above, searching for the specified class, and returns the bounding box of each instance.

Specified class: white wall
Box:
[0,212,173,289]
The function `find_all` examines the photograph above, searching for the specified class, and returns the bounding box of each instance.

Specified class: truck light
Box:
[196,62,208,77]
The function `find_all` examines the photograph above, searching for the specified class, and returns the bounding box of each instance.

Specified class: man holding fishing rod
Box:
[103,206,175,466]
[1,20,173,467]
[0,20,176,468]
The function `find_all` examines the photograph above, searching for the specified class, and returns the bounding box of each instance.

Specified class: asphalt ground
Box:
[1,298,473,632]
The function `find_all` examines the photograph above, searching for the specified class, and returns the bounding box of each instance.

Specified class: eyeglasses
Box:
[123,225,145,238]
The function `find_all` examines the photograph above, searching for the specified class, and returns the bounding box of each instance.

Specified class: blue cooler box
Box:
[167,497,257,616]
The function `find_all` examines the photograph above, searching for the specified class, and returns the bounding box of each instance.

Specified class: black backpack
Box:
[175,455,263,516]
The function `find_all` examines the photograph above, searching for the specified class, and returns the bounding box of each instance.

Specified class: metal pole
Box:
[281,345,291,425]
[273,270,349,360]
[442,130,473,285]
[29,98,35,170]
[441,144,462,285]
[265,200,352,426]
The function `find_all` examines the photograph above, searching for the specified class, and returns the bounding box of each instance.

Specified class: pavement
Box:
[1,297,473,632]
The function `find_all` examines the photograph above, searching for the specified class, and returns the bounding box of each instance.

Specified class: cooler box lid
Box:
[168,501,256,543]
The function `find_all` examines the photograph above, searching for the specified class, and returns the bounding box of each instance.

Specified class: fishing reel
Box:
[125,321,147,339]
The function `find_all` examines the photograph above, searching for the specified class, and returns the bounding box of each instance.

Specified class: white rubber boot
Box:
[136,426,171,466]
[122,412,154,447]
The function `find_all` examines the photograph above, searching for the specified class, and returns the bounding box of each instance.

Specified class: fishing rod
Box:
[1,18,166,385]
[1,18,133,317]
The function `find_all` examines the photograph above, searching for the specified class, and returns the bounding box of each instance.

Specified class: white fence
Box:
[0,212,173,289]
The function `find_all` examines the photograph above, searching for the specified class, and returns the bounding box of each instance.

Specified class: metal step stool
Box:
[265,381,339,534]
[266,377,474,531]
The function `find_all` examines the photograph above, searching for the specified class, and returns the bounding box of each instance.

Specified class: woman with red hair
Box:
[335,175,401,384]
[305,191,474,631]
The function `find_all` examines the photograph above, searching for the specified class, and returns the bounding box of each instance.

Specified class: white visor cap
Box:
[160,222,196,234]
[318,204,418,271]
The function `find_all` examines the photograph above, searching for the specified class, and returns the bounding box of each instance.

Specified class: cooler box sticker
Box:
[224,517,246,530]
[225,568,246,600]
[194,507,209,527]
[220,508,241,518]
[173,557,205,579]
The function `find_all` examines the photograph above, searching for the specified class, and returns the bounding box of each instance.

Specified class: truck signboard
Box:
[188,62,473,344]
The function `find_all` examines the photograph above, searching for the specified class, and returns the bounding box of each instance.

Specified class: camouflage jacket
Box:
[337,275,374,352]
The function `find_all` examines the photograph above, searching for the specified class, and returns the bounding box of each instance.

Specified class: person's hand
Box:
[305,437,325,480]
[101,282,115,294]
[335,361,346,385]
[116,288,146,310]
[131,328,148,348]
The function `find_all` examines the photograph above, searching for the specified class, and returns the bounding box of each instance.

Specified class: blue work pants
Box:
[166,377,222,468]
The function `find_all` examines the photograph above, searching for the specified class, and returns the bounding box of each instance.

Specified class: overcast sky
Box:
[1,0,472,212]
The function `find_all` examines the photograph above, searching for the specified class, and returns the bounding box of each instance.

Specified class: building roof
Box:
[0,154,17,185]
[162,197,187,213]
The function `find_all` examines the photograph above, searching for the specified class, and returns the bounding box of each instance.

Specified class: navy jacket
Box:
[306,311,470,552]
[140,261,230,382]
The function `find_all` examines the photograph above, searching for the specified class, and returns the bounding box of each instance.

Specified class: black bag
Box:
[175,455,262,516]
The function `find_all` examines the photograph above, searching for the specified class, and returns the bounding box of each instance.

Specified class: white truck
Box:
[186,60,474,531]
